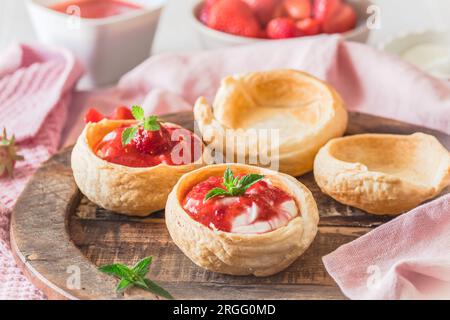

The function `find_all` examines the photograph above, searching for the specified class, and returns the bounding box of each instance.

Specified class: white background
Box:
[1,0,449,54]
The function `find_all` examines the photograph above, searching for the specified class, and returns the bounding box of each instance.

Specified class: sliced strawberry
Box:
[313,0,342,23]
[266,17,300,39]
[132,126,172,155]
[322,3,356,33]
[296,17,320,35]
[208,0,263,38]
[84,108,105,123]
[242,0,280,25]
[284,0,312,20]
[110,106,134,120]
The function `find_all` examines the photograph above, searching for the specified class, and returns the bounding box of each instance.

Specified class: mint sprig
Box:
[204,168,264,201]
[121,106,161,146]
[98,256,174,299]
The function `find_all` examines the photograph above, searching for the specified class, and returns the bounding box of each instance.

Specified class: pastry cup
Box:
[71,119,204,216]
[194,69,348,177]
[314,133,450,215]
[165,163,319,276]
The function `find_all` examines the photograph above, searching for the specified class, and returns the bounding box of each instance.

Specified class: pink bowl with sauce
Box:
[26,0,166,88]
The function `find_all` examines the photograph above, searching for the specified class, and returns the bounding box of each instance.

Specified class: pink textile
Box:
[323,194,450,300]
[0,44,83,299]
[0,35,449,299]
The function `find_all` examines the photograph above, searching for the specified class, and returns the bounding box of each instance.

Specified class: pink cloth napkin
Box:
[1,35,449,300]
[323,194,450,300]
[0,44,83,299]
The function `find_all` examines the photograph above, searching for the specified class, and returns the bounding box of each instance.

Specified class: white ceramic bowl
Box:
[190,0,372,50]
[26,0,166,88]
[378,29,450,80]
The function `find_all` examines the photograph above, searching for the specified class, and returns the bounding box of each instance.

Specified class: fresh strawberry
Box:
[322,3,356,33]
[84,108,105,123]
[110,106,134,120]
[199,0,219,24]
[313,0,342,23]
[242,0,280,25]
[208,0,263,38]
[296,17,320,35]
[272,1,287,19]
[284,0,312,20]
[132,126,172,155]
[266,17,299,39]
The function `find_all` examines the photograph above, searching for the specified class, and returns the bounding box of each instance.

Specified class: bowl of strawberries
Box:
[191,0,372,49]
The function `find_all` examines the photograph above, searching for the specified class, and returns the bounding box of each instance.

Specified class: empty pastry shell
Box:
[71,119,204,216]
[165,163,319,276]
[194,69,348,177]
[314,133,450,215]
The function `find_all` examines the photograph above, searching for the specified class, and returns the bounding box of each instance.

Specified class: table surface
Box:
[1,0,449,55]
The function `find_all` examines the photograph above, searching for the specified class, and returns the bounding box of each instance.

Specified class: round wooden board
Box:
[11,111,450,300]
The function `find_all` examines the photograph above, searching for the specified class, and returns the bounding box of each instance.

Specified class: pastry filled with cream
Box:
[183,174,299,234]
[165,163,320,276]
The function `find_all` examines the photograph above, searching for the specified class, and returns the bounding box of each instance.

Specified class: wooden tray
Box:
[10,111,450,300]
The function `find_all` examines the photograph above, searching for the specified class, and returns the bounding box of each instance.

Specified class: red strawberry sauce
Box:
[50,0,141,19]
[94,125,201,167]
[183,176,299,234]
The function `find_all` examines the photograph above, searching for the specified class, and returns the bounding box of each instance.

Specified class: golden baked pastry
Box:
[314,133,450,215]
[71,119,204,216]
[194,69,348,177]
[165,163,319,276]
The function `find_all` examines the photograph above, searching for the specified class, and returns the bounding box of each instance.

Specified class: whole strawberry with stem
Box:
[121,106,173,155]
[0,128,24,178]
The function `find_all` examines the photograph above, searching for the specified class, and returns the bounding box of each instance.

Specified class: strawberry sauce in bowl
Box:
[183,175,299,234]
[49,0,142,19]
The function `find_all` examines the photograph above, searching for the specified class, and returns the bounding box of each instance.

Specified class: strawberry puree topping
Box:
[94,125,201,167]
[50,0,141,19]
[183,176,299,234]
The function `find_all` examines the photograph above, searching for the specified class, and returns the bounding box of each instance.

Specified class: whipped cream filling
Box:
[230,199,298,234]
[183,176,299,234]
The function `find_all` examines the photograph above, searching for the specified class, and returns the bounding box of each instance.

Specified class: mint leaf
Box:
[204,187,229,201]
[98,264,136,281]
[204,168,265,201]
[223,167,234,189]
[236,174,264,190]
[144,115,160,131]
[133,277,148,289]
[98,256,174,299]
[131,105,144,120]
[132,256,152,278]
[116,278,133,293]
[121,126,138,146]
[141,279,174,300]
